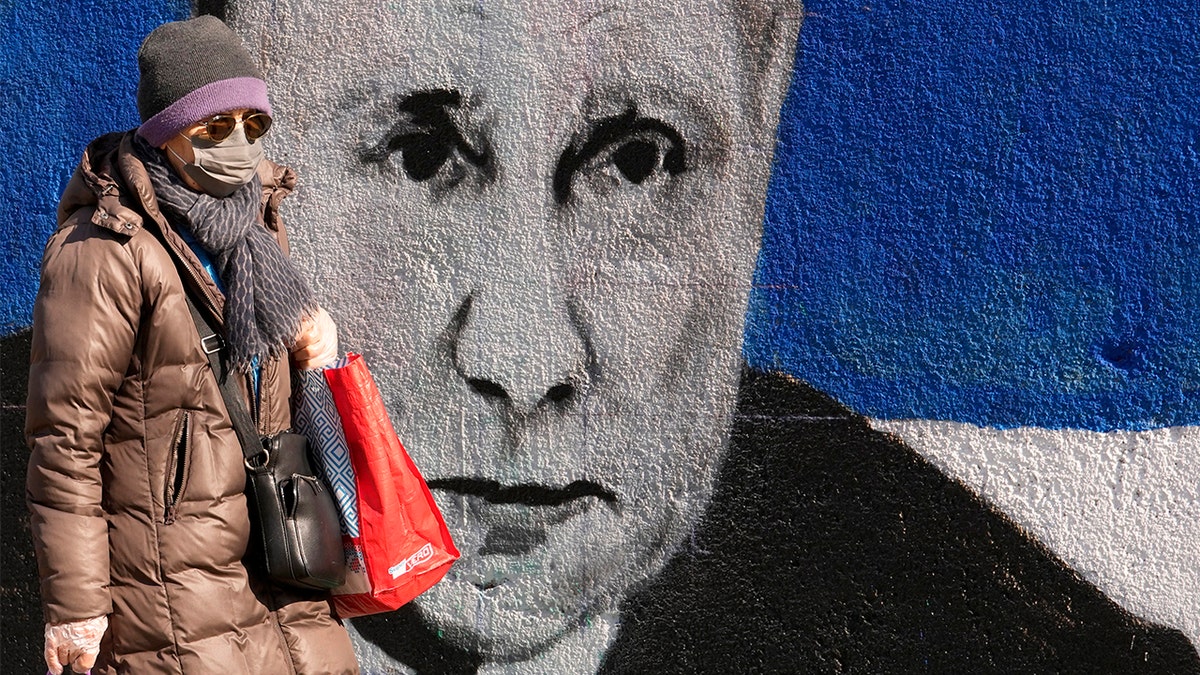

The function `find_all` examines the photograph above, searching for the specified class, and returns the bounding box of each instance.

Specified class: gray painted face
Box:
[230,0,799,665]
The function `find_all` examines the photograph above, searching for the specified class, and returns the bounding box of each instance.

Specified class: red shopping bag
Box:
[322,353,459,618]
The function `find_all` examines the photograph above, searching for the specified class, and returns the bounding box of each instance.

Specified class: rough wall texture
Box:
[3,1,1199,673]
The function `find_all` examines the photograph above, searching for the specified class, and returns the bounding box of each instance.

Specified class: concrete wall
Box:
[4,1,1199,672]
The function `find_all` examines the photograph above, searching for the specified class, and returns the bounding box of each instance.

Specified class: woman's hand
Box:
[44,615,107,675]
[290,307,339,370]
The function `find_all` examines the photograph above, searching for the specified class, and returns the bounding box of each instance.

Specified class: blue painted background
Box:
[4,1,1198,431]
[745,0,1200,431]
[0,0,185,334]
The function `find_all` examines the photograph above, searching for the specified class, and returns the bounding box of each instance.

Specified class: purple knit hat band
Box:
[136,77,271,147]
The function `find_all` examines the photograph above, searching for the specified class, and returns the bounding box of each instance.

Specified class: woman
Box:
[25,16,358,674]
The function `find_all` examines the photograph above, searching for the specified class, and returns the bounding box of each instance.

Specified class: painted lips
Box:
[427,477,619,557]
[426,477,618,507]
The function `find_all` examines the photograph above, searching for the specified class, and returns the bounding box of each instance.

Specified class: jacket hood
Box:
[57,132,147,237]
[57,130,295,239]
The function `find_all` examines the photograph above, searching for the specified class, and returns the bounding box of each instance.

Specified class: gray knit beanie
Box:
[136,15,272,146]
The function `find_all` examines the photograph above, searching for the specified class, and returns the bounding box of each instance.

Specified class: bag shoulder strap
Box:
[182,294,264,461]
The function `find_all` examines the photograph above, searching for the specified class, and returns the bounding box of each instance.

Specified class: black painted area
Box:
[425,477,617,507]
[353,368,1200,673]
[1,330,41,672]
[599,371,1200,674]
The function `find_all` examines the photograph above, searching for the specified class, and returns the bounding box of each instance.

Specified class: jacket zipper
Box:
[163,410,192,525]
[250,366,264,432]
[153,193,270,434]
[177,249,224,326]
[155,215,265,429]
[150,208,225,330]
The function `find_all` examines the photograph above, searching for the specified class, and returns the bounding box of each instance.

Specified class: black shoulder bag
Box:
[184,295,346,591]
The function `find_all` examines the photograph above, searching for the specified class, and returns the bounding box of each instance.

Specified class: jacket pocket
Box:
[163,409,192,525]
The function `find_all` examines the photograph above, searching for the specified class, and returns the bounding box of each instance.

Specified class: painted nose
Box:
[451,283,590,412]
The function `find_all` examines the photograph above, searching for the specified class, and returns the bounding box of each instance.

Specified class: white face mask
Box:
[169,125,265,197]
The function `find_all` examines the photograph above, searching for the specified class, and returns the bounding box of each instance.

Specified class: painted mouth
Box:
[426,477,618,507]
[428,477,620,560]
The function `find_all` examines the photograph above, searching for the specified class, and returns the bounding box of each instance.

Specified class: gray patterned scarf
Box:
[136,136,316,371]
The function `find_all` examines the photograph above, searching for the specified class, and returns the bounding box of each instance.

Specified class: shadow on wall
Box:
[1,331,41,672]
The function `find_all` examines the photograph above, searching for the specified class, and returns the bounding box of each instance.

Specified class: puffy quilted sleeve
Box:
[25,214,141,624]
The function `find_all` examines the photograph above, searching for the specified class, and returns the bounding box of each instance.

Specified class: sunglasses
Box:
[190,111,273,143]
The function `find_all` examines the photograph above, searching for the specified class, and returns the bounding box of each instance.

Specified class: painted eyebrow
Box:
[360,88,488,179]
[571,4,623,33]
[552,103,687,204]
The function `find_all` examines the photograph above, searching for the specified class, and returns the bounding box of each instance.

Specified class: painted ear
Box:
[733,0,803,132]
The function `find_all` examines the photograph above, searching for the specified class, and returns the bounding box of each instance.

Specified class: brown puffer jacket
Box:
[25,131,359,674]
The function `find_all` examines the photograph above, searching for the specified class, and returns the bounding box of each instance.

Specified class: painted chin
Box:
[417,480,627,650]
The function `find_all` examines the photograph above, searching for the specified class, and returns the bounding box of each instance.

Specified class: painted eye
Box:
[555,104,687,204]
[393,130,457,182]
[362,89,488,186]
[607,134,686,186]
[612,139,659,184]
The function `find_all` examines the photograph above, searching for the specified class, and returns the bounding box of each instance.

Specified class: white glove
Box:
[44,615,107,675]
[291,306,339,370]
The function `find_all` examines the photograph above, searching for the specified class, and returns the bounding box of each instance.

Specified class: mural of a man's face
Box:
[229,0,799,664]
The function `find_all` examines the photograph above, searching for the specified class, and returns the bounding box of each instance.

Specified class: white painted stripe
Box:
[870,418,1200,646]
